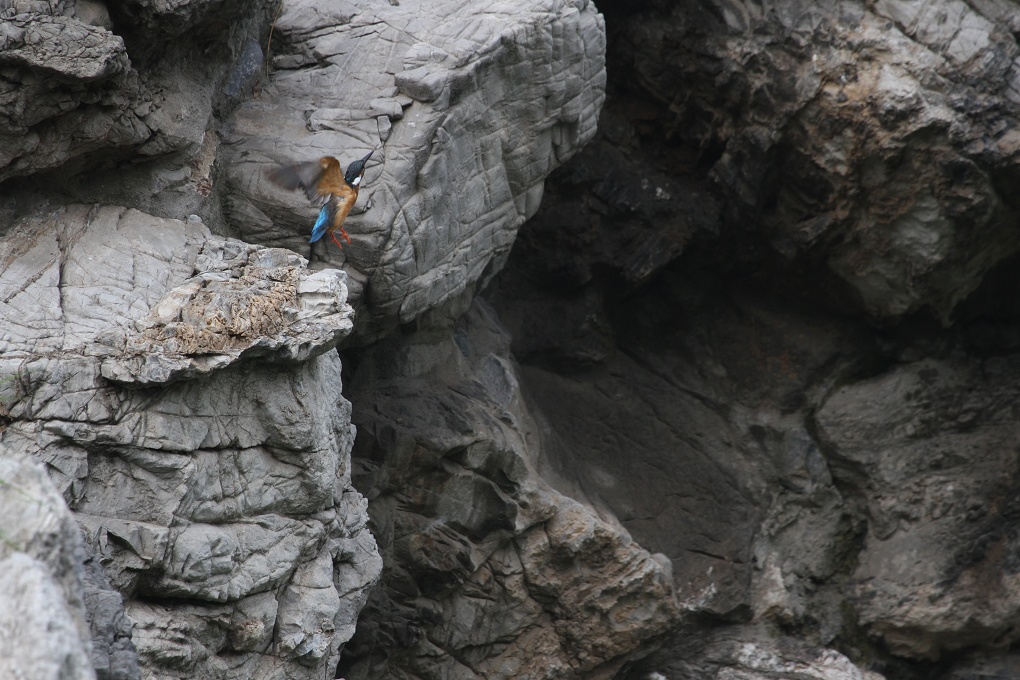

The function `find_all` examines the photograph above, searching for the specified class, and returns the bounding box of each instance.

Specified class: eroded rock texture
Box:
[0,0,278,203]
[0,204,378,680]
[6,0,1020,677]
[610,0,1020,323]
[343,300,678,679]
[220,0,606,341]
[1,0,613,676]
[484,0,1020,677]
[0,453,98,680]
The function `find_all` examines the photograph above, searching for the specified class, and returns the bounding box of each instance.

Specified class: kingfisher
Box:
[266,150,374,248]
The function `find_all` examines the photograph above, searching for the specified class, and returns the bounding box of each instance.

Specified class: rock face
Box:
[817,357,1020,660]
[220,0,606,341]
[0,204,378,680]
[343,300,678,678]
[1,0,611,678]
[0,453,98,680]
[486,0,1020,677]
[0,0,277,191]
[607,0,1020,323]
[6,0,1020,678]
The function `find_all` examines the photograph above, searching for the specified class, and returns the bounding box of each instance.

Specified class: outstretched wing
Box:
[266,161,326,202]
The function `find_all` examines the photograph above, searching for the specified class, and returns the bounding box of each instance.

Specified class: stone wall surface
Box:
[219,0,606,341]
[0,0,610,677]
[486,0,1020,678]
[0,453,98,680]
[343,299,679,679]
[4,0,1020,678]
[0,204,377,680]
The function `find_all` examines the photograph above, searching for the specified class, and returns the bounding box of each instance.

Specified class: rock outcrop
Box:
[485,0,1020,677]
[0,204,378,680]
[0,453,98,680]
[7,0,1020,678]
[600,0,1020,322]
[817,356,1020,661]
[343,300,678,678]
[220,0,606,341]
[0,0,611,677]
[0,0,278,190]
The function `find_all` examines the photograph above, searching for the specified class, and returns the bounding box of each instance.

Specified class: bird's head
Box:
[345,150,374,187]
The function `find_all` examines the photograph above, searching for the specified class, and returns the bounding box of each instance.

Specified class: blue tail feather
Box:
[309,206,329,243]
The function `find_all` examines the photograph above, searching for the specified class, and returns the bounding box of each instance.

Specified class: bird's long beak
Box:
[360,150,375,164]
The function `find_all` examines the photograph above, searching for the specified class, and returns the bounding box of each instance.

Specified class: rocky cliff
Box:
[2,0,1020,679]
[486,0,1020,677]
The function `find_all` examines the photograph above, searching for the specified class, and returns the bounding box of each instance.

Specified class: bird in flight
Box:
[267,150,374,248]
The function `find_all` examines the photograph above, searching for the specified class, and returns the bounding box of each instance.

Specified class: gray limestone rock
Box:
[220,0,607,341]
[0,0,278,196]
[82,545,142,680]
[24,0,1020,677]
[0,453,99,680]
[0,204,379,680]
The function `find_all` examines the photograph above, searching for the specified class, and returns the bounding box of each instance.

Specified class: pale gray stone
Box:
[0,454,101,680]
[0,203,379,680]
[0,554,97,680]
[0,15,126,80]
[220,0,607,341]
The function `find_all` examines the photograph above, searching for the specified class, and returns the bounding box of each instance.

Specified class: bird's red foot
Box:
[329,228,352,249]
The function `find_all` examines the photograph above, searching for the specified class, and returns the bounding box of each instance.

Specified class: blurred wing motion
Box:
[266,161,329,201]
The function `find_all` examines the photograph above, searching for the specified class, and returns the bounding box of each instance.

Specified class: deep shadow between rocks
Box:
[477,2,1020,677]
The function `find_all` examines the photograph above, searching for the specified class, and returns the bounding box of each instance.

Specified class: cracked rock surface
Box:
[342,299,679,679]
[0,0,611,676]
[14,0,1020,677]
[483,0,1020,677]
[609,0,1020,323]
[220,0,606,342]
[0,453,98,680]
[0,204,379,680]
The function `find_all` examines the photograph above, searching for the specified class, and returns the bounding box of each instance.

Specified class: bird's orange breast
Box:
[329,183,359,230]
